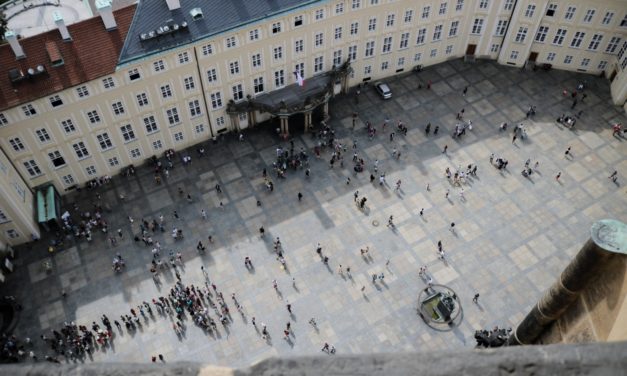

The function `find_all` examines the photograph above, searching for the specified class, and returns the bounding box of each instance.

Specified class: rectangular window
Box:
[598,60,608,70]
[445,45,453,54]
[143,116,158,133]
[449,21,459,37]
[153,140,163,150]
[398,57,405,66]
[504,0,514,11]
[174,132,184,142]
[364,65,372,74]
[336,3,344,14]
[350,22,359,35]
[62,174,75,186]
[368,18,377,31]
[439,2,447,15]
[232,84,244,101]
[111,101,125,115]
[226,36,237,48]
[184,76,195,90]
[456,0,464,11]
[546,52,556,61]
[229,61,240,75]
[348,45,357,60]
[166,107,180,124]
[0,113,8,127]
[433,25,443,41]
[490,43,500,53]
[479,0,488,9]
[210,92,223,109]
[565,6,576,20]
[333,50,342,66]
[86,165,97,176]
[274,46,283,60]
[430,49,437,57]
[315,9,324,20]
[335,27,342,40]
[49,95,63,107]
[315,32,324,47]
[97,133,113,150]
[422,6,430,19]
[130,148,141,159]
[108,157,119,167]
[588,34,603,50]
[87,110,101,124]
[314,56,324,73]
[381,61,388,71]
[386,14,395,27]
[120,124,135,142]
[136,92,149,107]
[352,0,360,9]
[535,26,549,42]
[365,40,375,56]
[404,10,413,23]
[471,18,484,35]
[73,141,89,159]
[128,68,141,81]
[22,104,37,117]
[294,62,304,78]
[564,55,573,64]
[382,36,392,53]
[252,53,262,68]
[553,28,567,45]
[525,4,536,18]
[295,39,304,53]
[102,77,115,89]
[178,51,190,64]
[416,28,426,44]
[195,124,205,134]
[495,20,508,36]
[515,27,528,43]
[153,60,165,72]
[48,150,65,167]
[510,50,519,59]
[35,128,51,142]
[61,119,76,133]
[23,160,42,177]
[202,44,213,56]
[294,16,303,27]
[275,70,285,88]
[400,32,410,48]
[9,137,25,152]
[76,85,89,98]
[546,3,557,16]
[370,0,379,5]
[583,9,595,23]
[606,36,621,53]
[272,22,282,34]
[570,31,585,48]
[602,12,614,25]
[216,116,225,127]
[254,77,265,94]
[581,58,590,67]
[249,29,259,41]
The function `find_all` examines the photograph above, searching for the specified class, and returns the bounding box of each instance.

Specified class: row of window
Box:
[532,27,621,53]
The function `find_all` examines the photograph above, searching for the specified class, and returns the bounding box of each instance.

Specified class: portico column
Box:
[323,101,330,121]
[249,110,257,127]
[304,110,312,133]
[280,116,289,137]
[229,114,240,132]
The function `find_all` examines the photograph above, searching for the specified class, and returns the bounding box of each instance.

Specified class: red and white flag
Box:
[294,71,305,87]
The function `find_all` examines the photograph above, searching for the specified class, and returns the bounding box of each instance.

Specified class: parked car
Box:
[374,82,392,99]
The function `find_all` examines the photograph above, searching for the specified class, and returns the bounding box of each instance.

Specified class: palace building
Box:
[0,0,626,246]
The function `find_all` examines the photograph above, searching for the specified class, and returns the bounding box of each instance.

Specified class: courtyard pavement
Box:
[2,59,626,367]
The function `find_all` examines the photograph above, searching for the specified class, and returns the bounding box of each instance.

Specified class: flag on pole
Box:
[294,71,305,87]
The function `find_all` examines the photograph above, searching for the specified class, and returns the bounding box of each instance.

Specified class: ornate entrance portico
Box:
[226,60,352,137]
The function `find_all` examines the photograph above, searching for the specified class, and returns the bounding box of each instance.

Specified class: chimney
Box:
[166,0,181,11]
[4,30,25,59]
[96,0,117,30]
[53,11,72,41]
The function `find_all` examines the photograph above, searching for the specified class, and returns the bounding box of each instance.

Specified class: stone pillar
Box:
[280,116,289,138]
[323,101,330,121]
[508,219,627,346]
[304,110,312,133]
[249,110,257,127]
[229,114,240,132]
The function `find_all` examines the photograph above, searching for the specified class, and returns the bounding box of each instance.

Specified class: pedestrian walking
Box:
[442,145,448,153]
[387,215,394,227]
[186,194,192,203]
[346,177,351,185]
[512,134,517,144]
[287,303,292,313]
[450,222,455,232]
[609,170,618,183]
[434,125,439,135]
[462,86,468,96]
[298,192,303,201]
[201,209,207,220]
[354,190,359,202]
[173,211,179,220]
[445,189,450,199]
[555,172,562,181]
[395,180,402,191]
[117,229,123,238]
[425,122,431,135]
[473,293,480,303]
[259,226,265,238]
[419,208,424,216]
[489,153,494,164]
[564,147,572,159]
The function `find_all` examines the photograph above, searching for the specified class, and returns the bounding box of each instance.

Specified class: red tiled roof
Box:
[0,4,137,112]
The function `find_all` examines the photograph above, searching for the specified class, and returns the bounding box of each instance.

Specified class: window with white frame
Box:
[381,61,388,71]
[404,9,413,23]
[490,43,500,53]
[336,3,344,14]
[61,119,76,133]
[295,39,304,53]
[333,50,342,66]
[535,26,549,42]
[173,132,184,142]
[87,110,100,124]
[108,157,119,167]
[0,210,9,224]
[382,36,392,53]
[294,62,304,78]
[515,27,528,43]
[128,68,141,81]
[504,0,514,11]
[72,141,89,159]
[166,107,180,124]
[546,3,557,16]
[456,0,463,11]
[136,92,149,107]
[315,9,324,20]
[195,124,205,134]
[439,2,447,15]
[232,84,244,102]
[433,25,443,41]
[581,58,590,67]
[314,56,324,73]
[254,77,265,93]
[430,49,437,57]
[398,57,405,66]
[564,6,576,20]
[416,28,426,44]
[365,40,375,56]
[111,101,125,115]
[294,15,303,27]
[272,22,282,34]
[546,52,556,61]
[252,53,262,67]
[479,0,488,9]
[364,65,372,74]
[400,32,409,48]
[602,12,614,25]
[35,128,51,143]
[368,17,377,31]
[249,29,260,41]
[350,22,359,35]
[49,95,63,107]
[525,4,536,18]
[0,113,8,127]
[570,31,585,48]
[422,6,430,19]
[564,55,573,64]
[153,60,165,72]
[229,61,240,75]
[335,27,342,40]
[130,148,141,159]
[449,21,459,37]
[414,53,422,62]
[143,116,158,133]
[386,14,395,27]
[495,20,508,36]
[226,36,237,48]
[9,137,24,152]
[102,77,115,89]
[274,70,285,87]
[152,140,163,150]
[471,18,484,34]
[23,159,42,177]
[184,76,195,91]
[370,0,379,5]
[510,50,519,59]
[315,32,324,47]
[178,51,190,64]
[216,116,225,127]
[86,165,97,176]
[598,60,608,70]
[202,44,213,56]
[22,104,37,117]
[120,124,135,142]
[445,45,453,54]
[583,9,595,23]
[553,28,567,45]
[352,0,360,9]
[97,132,113,150]
[48,150,65,167]
[210,92,223,108]
[62,174,75,186]
[76,85,89,98]
[274,46,283,60]
[348,45,357,60]
[606,36,621,53]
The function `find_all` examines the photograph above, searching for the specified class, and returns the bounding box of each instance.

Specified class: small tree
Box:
[0,12,7,41]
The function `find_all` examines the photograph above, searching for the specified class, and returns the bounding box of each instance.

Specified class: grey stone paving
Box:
[2,60,627,367]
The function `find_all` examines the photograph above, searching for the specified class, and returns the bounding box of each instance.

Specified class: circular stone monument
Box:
[417,284,463,331]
